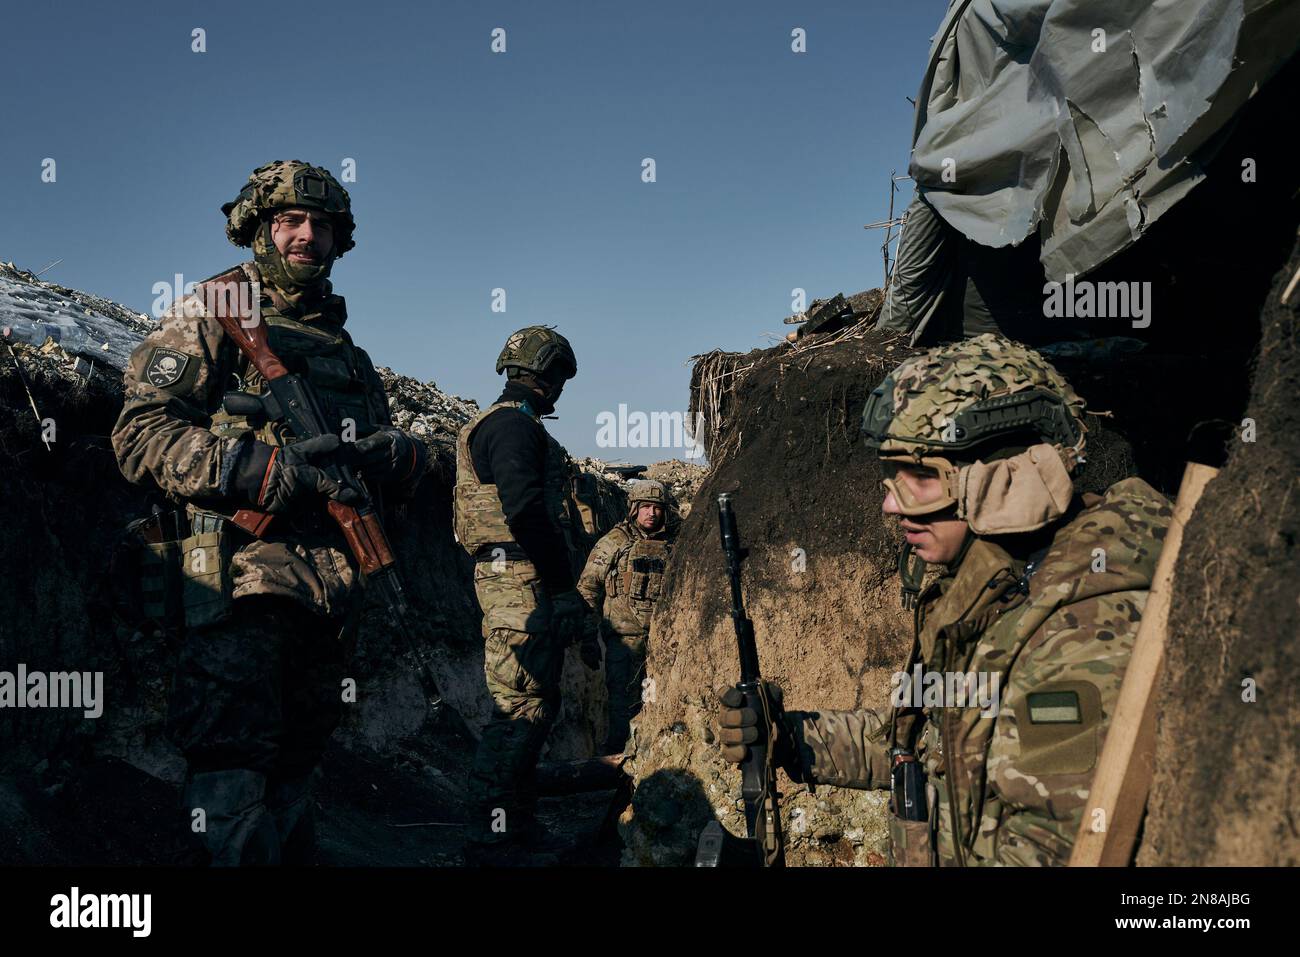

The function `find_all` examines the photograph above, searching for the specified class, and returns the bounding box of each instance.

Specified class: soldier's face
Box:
[271,207,334,264]
[636,503,664,531]
[881,463,969,565]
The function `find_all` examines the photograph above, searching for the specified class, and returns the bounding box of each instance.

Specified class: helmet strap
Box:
[898,542,928,610]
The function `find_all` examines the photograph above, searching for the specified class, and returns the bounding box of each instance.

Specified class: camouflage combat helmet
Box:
[860,333,1088,539]
[627,480,668,513]
[496,326,577,381]
[222,160,355,255]
[862,333,1086,465]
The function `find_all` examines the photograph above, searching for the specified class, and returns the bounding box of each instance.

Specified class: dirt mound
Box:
[623,269,1272,864]
[1138,230,1300,866]
[623,328,918,866]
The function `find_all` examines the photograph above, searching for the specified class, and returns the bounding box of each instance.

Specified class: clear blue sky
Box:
[1,0,943,458]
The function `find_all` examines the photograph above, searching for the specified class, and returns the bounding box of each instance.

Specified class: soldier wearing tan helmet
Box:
[577,479,678,753]
[112,161,430,865]
[453,324,594,864]
[717,334,1173,866]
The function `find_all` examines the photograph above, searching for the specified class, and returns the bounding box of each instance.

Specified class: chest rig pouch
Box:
[179,508,236,629]
[614,538,670,606]
[110,507,186,640]
[209,307,379,447]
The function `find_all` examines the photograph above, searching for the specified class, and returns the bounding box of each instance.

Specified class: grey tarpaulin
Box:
[879,0,1300,341]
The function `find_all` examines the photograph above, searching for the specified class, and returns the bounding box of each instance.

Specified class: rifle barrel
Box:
[718,494,761,683]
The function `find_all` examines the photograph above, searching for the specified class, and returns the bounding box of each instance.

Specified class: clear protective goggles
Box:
[880,457,962,517]
[881,444,1075,533]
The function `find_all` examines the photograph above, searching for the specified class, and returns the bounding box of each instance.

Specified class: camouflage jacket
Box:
[111,262,426,618]
[786,478,1172,865]
[576,518,675,637]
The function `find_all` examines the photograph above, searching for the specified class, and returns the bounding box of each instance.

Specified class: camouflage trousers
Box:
[167,594,355,863]
[603,632,647,754]
[466,555,564,844]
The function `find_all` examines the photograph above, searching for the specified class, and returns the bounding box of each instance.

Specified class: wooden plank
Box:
[1069,462,1218,866]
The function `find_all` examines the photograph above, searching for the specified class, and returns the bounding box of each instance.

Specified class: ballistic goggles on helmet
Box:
[881,443,1077,534]
[880,457,962,517]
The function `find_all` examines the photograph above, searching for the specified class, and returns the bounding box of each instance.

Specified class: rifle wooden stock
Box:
[230,508,275,538]
[203,269,398,582]
[204,270,289,383]
[327,500,397,577]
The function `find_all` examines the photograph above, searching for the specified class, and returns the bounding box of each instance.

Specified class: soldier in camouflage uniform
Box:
[453,326,593,862]
[577,480,677,753]
[112,161,429,865]
[719,334,1172,866]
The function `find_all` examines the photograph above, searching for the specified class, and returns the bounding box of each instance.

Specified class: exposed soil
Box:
[1139,228,1300,866]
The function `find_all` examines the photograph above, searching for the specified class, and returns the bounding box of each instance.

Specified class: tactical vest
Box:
[205,285,384,450]
[454,400,579,560]
[602,524,671,636]
[174,268,387,621]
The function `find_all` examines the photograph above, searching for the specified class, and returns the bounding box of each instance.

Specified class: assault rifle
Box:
[203,270,451,722]
[695,493,786,867]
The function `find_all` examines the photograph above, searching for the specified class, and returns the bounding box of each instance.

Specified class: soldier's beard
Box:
[253,222,335,299]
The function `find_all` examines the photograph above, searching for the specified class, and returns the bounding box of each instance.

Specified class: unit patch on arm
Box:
[144,348,193,388]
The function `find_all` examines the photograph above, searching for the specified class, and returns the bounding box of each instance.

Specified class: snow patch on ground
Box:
[0,263,152,371]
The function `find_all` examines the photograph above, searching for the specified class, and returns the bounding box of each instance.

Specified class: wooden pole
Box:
[1069,462,1218,866]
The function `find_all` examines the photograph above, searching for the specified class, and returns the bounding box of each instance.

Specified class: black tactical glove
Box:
[548,588,589,645]
[353,428,426,486]
[717,683,800,777]
[232,434,360,515]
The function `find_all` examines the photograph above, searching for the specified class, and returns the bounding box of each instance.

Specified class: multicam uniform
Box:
[577,483,676,753]
[728,334,1173,866]
[111,162,428,865]
[785,480,1169,865]
[453,327,593,846]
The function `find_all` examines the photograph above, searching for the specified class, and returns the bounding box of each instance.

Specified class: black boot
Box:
[184,769,281,866]
[266,770,319,866]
